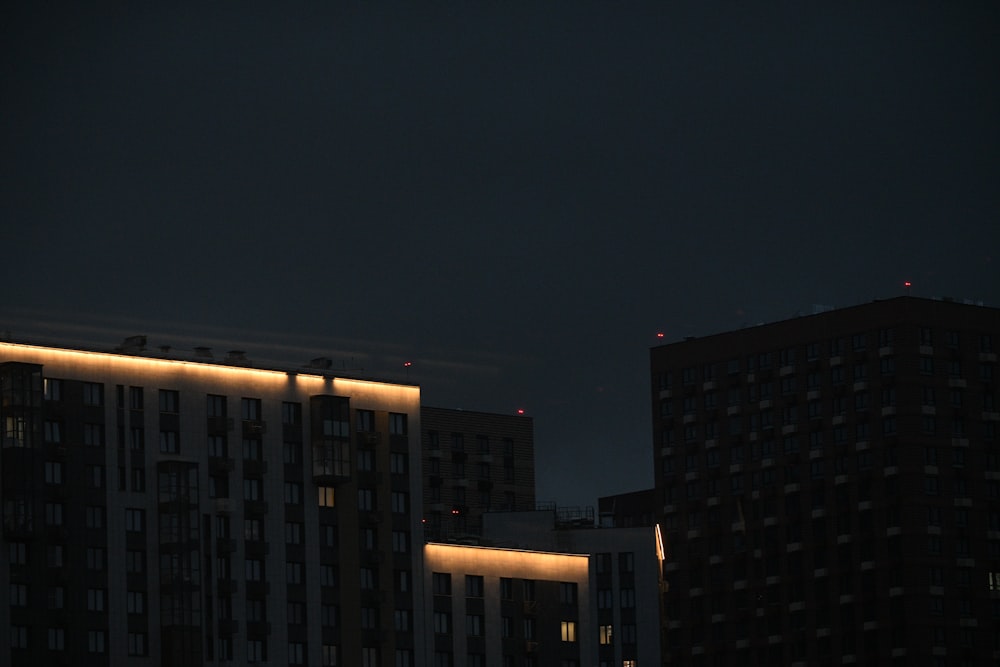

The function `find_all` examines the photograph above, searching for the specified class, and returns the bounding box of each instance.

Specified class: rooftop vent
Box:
[225,350,248,365]
[117,335,147,353]
[308,357,333,370]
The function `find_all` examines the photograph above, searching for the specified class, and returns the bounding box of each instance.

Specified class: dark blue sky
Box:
[3,3,998,508]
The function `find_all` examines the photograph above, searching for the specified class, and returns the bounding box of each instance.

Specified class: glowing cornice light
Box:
[0,341,419,402]
[424,542,589,577]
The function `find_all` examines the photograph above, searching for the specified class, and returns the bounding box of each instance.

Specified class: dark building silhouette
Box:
[420,406,535,539]
[598,488,657,528]
[650,296,1000,666]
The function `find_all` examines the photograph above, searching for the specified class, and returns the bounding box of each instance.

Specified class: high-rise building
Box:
[422,541,593,667]
[650,296,1000,666]
[0,339,425,666]
[482,509,667,667]
[421,406,535,539]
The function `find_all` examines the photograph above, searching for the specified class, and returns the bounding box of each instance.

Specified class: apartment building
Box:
[482,509,667,667]
[421,406,535,539]
[651,296,1000,666]
[0,339,425,666]
[423,541,591,667]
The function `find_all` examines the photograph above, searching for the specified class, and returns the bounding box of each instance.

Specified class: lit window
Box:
[600,624,614,645]
[561,621,577,642]
[318,486,335,508]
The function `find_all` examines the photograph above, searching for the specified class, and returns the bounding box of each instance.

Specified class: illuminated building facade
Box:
[423,542,593,667]
[651,297,1000,666]
[0,339,425,666]
[421,407,535,539]
[481,509,667,667]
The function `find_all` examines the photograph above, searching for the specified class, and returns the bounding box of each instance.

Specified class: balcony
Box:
[242,420,267,435]
[209,457,235,474]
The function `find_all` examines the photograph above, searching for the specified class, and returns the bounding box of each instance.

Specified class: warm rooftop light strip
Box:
[0,341,417,391]
[426,542,590,558]
[424,542,590,577]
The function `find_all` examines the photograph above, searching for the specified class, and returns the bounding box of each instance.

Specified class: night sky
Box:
[3,3,998,509]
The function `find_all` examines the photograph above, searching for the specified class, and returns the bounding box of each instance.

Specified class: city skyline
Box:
[3,3,999,507]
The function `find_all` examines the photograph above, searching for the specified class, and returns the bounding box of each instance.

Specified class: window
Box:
[598,589,613,609]
[288,643,305,665]
[560,581,578,604]
[560,620,577,642]
[284,482,302,505]
[321,565,337,586]
[391,491,408,514]
[127,590,145,614]
[318,486,335,507]
[466,614,484,636]
[9,583,27,606]
[500,577,513,599]
[88,465,105,488]
[321,604,338,626]
[356,409,375,431]
[123,508,143,533]
[287,561,303,584]
[45,502,63,526]
[244,478,261,501]
[620,552,635,572]
[48,627,65,650]
[283,441,301,464]
[83,382,104,406]
[247,639,266,663]
[286,522,303,544]
[158,389,179,413]
[600,624,613,645]
[207,394,226,417]
[243,437,261,460]
[159,430,179,454]
[85,506,104,529]
[434,611,452,634]
[83,423,104,446]
[358,488,374,510]
[241,397,262,420]
[10,625,28,649]
[87,588,105,611]
[45,461,63,485]
[621,588,636,608]
[44,421,61,442]
[394,609,411,631]
[43,377,62,401]
[466,575,484,597]
[282,401,301,424]
[245,559,263,581]
[389,412,407,435]
[433,572,452,595]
